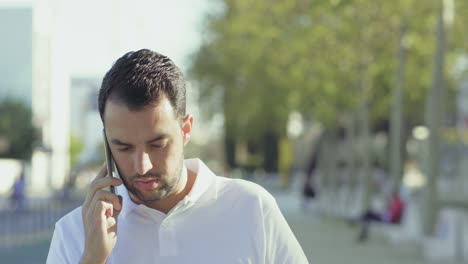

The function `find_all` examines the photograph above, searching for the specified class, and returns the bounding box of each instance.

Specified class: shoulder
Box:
[56,206,83,231]
[47,206,84,263]
[53,206,85,246]
[215,177,277,212]
[216,176,272,197]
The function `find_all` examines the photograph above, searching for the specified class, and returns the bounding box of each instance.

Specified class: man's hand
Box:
[80,165,123,264]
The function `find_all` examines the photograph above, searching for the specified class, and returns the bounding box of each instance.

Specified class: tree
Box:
[69,133,84,169]
[0,98,38,160]
[189,0,468,171]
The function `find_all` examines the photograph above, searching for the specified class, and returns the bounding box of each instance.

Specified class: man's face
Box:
[104,96,191,203]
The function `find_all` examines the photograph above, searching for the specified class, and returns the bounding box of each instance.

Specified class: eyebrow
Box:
[110,134,168,146]
[146,134,169,143]
[110,138,131,146]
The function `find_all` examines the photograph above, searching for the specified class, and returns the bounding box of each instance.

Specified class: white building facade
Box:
[0,1,70,196]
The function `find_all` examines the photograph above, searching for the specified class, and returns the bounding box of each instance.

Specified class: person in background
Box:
[11,165,26,212]
[302,135,322,205]
[356,191,405,242]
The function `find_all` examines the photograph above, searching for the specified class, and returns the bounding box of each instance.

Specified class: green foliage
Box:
[190,0,468,168]
[0,98,37,160]
[69,133,84,168]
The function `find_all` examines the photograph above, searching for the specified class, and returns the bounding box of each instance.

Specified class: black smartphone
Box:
[103,129,117,194]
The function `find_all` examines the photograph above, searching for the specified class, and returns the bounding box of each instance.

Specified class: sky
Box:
[0,0,214,76]
[56,0,214,77]
[0,0,223,146]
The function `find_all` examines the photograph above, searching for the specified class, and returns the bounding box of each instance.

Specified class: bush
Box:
[0,98,38,160]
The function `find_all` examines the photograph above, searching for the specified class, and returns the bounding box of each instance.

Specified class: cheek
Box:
[113,155,133,178]
[164,142,184,169]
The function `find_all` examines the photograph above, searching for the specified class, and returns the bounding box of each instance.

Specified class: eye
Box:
[150,139,168,149]
[117,147,130,152]
[151,144,165,149]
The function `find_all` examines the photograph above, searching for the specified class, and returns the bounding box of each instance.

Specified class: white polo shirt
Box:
[47,159,308,264]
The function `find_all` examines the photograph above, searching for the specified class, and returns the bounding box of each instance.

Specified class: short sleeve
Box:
[46,222,70,264]
[46,207,84,264]
[263,197,309,264]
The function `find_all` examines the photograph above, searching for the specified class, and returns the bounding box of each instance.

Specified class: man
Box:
[47,49,308,264]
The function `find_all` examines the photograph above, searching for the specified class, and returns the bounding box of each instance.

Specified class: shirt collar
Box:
[116,158,218,220]
[115,182,140,220]
[184,158,218,203]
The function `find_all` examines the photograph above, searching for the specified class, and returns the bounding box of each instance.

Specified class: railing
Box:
[0,196,83,248]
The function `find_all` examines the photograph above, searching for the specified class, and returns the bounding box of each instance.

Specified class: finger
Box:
[107,217,118,239]
[94,163,108,180]
[83,177,122,209]
[105,207,113,217]
[93,200,114,220]
[113,195,123,219]
[107,216,118,237]
[83,200,113,233]
[98,190,122,211]
[86,191,120,220]
[107,215,117,227]
[82,164,107,209]
[88,190,122,215]
[90,177,123,198]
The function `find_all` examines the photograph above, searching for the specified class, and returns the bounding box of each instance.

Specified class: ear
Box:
[181,114,193,146]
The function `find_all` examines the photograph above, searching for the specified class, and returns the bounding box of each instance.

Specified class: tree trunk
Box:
[263,131,279,173]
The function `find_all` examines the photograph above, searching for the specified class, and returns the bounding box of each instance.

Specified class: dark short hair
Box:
[98,49,186,123]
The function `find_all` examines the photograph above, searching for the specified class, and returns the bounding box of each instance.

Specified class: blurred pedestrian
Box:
[302,135,322,203]
[356,191,405,242]
[10,165,26,212]
[279,138,293,189]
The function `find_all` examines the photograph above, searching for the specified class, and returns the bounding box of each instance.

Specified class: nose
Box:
[133,151,153,176]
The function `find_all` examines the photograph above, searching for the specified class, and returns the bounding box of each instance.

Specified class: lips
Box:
[134,178,160,191]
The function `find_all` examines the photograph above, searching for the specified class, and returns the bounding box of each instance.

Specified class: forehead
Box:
[104,97,178,138]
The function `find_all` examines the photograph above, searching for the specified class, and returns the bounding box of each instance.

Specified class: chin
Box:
[136,189,169,202]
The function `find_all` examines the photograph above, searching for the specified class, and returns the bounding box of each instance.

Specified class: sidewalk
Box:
[0,177,465,264]
[0,235,51,264]
[273,187,465,264]
[0,197,83,263]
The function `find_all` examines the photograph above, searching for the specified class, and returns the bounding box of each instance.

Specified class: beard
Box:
[120,157,184,203]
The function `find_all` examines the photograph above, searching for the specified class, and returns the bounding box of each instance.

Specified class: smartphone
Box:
[103,129,117,194]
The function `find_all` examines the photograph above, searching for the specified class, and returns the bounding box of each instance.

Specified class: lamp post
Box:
[423,0,454,236]
[390,23,407,193]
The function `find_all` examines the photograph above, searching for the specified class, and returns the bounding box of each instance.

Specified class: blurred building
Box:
[70,77,102,165]
[0,2,70,196]
[0,8,32,104]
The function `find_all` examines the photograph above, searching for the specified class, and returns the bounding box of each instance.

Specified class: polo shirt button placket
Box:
[159,219,178,256]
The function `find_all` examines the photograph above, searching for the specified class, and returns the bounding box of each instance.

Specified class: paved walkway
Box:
[275,186,465,264]
[0,179,465,264]
[0,235,51,264]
